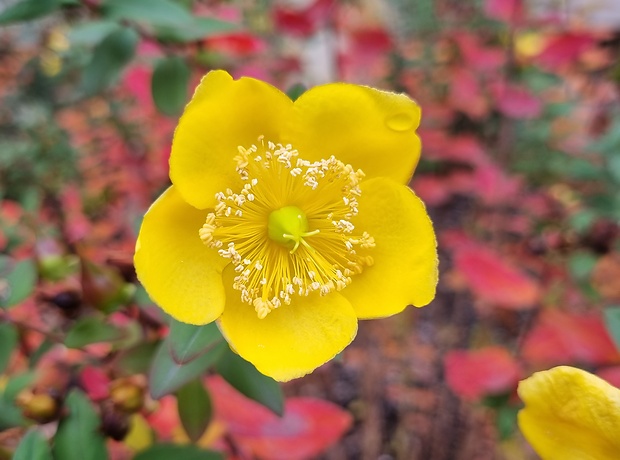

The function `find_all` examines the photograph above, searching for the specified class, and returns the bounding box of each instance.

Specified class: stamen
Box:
[200,137,375,318]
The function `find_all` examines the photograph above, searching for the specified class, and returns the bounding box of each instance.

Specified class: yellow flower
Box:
[134,70,438,381]
[518,366,620,460]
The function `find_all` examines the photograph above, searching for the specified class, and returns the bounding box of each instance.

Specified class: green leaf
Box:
[0,322,18,374]
[0,372,35,430]
[67,20,120,47]
[153,17,236,43]
[0,258,37,309]
[609,154,620,183]
[151,56,190,116]
[216,347,284,415]
[568,251,598,282]
[80,26,138,96]
[149,339,226,399]
[115,341,160,376]
[286,83,306,102]
[52,390,107,460]
[133,444,223,460]
[13,429,52,460]
[496,405,519,440]
[64,316,124,348]
[176,379,212,442]
[168,320,223,364]
[102,0,193,28]
[0,0,58,25]
[604,306,620,351]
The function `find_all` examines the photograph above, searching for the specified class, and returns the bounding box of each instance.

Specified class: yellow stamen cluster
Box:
[199,137,375,319]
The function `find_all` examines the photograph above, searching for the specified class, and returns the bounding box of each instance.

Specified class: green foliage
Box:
[134,444,223,460]
[52,390,107,460]
[0,0,59,25]
[64,315,124,348]
[80,26,139,96]
[604,307,620,351]
[149,336,226,399]
[216,347,284,416]
[0,258,37,309]
[176,379,213,442]
[168,320,224,364]
[151,56,190,116]
[0,323,18,374]
[13,429,52,460]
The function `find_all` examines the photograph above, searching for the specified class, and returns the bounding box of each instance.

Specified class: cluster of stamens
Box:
[199,136,375,319]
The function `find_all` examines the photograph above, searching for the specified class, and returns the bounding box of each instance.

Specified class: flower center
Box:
[199,136,375,319]
[267,206,319,253]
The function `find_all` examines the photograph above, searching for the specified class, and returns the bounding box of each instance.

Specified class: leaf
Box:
[115,341,160,376]
[522,310,620,366]
[52,390,107,460]
[0,322,18,374]
[80,26,139,96]
[67,20,120,47]
[168,319,223,364]
[64,316,123,348]
[604,307,620,351]
[0,372,34,430]
[216,347,283,415]
[154,17,237,43]
[0,258,37,309]
[149,339,226,399]
[286,83,306,102]
[0,0,58,25]
[453,243,540,309]
[176,379,212,442]
[102,0,193,28]
[13,429,52,460]
[133,444,223,460]
[208,376,353,460]
[444,347,522,401]
[151,56,190,116]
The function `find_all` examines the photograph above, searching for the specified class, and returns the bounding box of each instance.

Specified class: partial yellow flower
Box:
[518,366,620,460]
[134,70,438,381]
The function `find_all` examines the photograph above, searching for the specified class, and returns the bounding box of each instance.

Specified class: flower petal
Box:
[518,366,620,460]
[134,186,228,324]
[342,178,438,318]
[169,70,294,209]
[285,83,421,183]
[217,268,358,381]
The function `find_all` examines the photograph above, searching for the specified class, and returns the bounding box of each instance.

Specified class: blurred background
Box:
[1,0,620,459]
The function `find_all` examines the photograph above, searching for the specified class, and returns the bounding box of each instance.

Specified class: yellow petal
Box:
[285,83,422,183]
[134,186,228,324]
[217,267,358,382]
[342,178,438,318]
[169,70,294,209]
[518,366,620,460]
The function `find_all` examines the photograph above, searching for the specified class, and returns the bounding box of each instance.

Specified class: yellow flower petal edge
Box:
[284,82,422,184]
[518,366,620,460]
[136,70,438,381]
[342,177,438,318]
[217,267,358,382]
[134,186,228,324]
[169,70,294,210]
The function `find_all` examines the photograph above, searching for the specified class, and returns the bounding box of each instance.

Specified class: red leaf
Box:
[473,163,522,205]
[273,0,334,37]
[453,243,540,309]
[205,33,267,57]
[536,32,597,69]
[597,366,620,388]
[449,68,489,119]
[491,82,542,119]
[208,376,352,460]
[522,310,620,366]
[456,33,505,72]
[444,347,522,400]
[412,176,452,206]
[484,0,524,24]
[80,366,110,402]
